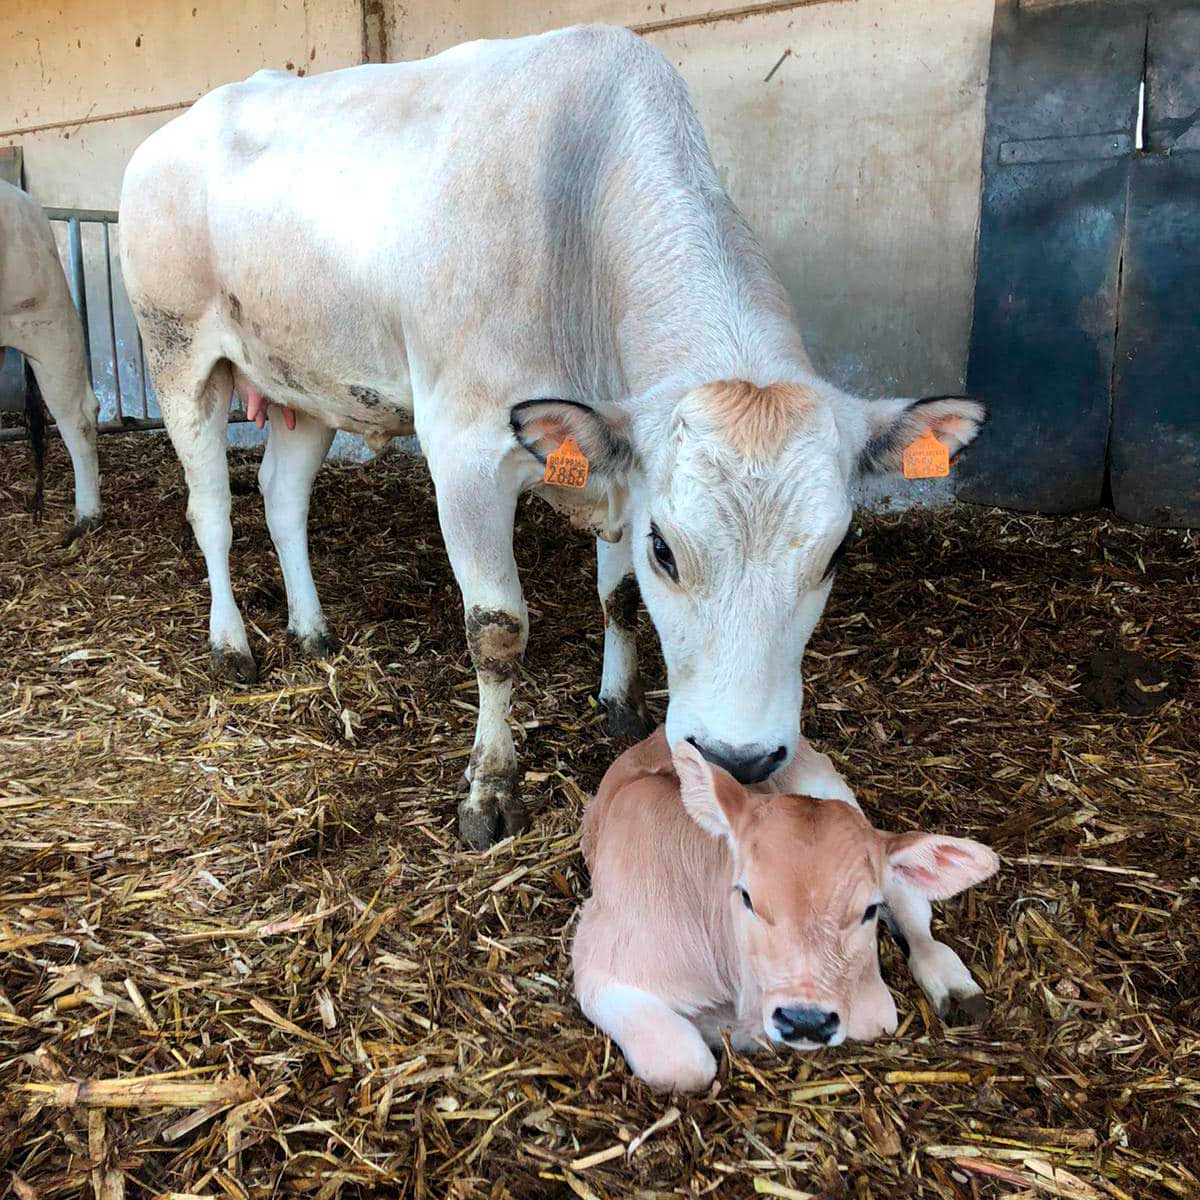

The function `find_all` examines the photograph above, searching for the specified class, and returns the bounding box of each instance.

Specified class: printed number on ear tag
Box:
[544,436,590,489]
[902,431,950,480]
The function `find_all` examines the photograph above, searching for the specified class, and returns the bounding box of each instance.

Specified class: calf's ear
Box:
[671,741,749,840]
[886,832,999,901]
[858,396,986,475]
[510,398,635,480]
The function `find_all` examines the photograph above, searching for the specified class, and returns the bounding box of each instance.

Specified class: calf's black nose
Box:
[687,738,787,785]
[773,1005,840,1044]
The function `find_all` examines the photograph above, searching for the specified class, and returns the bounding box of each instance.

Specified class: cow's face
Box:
[672,741,999,1048]
[510,382,983,780]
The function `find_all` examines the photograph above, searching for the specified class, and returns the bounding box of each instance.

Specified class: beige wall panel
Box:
[646,0,992,396]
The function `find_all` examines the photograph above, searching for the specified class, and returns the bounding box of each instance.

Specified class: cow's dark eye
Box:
[650,525,678,581]
[862,903,879,923]
[739,887,754,913]
[823,526,856,580]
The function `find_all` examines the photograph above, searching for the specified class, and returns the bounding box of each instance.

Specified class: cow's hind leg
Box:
[582,982,716,1093]
[21,347,101,543]
[259,409,335,657]
[160,359,256,683]
[597,535,651,738]
[425,433,529,848]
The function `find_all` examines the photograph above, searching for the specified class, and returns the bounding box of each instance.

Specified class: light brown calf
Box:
[573,730,999,1092]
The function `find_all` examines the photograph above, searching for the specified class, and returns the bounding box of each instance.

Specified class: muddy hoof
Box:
[458,771,525,849]
[604,695,653,739]
[62,515,102,548]
[291,628,339,660]
[211,647,259,684]
[941,991,989,1027]
[458,798,501,851]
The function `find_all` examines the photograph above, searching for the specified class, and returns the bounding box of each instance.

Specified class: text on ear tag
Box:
[902,431,950,480]
[544,436,590,489]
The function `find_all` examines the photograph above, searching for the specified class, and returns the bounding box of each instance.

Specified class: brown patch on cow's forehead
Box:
[692,379,819,460]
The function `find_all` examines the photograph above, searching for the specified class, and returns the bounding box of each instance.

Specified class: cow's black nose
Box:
[687,738,787,785]
[773,1005,840,1044]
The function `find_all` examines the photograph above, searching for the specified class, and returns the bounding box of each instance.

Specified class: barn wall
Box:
[1,0,363,209]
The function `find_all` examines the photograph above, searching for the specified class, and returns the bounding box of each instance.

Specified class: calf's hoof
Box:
[210,647,259,685]
[940,989,989,1027]
[62,515,102,548]
[603,693,653,740]
[458,771,529,850]
[291,628,339,660]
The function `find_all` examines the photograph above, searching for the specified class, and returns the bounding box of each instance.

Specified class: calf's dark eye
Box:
[739,887,754,913]
[650,524,678,581]
[862,903,879,923]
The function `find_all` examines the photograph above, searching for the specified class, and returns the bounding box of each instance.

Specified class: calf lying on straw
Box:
[573,729,999,1092]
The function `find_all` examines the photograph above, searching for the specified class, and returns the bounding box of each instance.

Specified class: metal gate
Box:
[959,0,1200,527]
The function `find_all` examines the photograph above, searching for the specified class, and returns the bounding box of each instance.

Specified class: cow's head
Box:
[511,381,984,780]
[672,740,999,1047]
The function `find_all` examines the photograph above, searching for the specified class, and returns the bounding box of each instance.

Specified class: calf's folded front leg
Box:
[581,981,716,1094]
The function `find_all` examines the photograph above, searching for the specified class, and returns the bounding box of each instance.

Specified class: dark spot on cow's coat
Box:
[350,384,383,408]
[465,607,524,681]
[604,573,641,631]
[251,320,263,338]
[268,354,303,390]
[138,306,192,368]
[226,292,243,324]
[14,296,38,312]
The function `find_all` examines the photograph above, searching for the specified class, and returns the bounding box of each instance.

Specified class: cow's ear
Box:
[858,396,986,475]
[672,740,749,840]
[510,398,634,479]
[886,832,999,901]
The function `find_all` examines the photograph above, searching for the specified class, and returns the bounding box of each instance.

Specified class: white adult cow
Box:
[119,27,984,867]
[1,179,101,540]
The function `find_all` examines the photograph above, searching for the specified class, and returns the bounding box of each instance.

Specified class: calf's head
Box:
[672,741,999,1048]
[511,382,984,784]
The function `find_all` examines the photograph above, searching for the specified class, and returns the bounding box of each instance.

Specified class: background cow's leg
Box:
[20,345,101,542]
[426,443,529,848]
[258,409,335,657]
[773,735,989,1024]
[159,359,256,683]
[597,535,651,738]
[582,982,717,1093]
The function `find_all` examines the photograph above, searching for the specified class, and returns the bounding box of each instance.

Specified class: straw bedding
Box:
[1,433,1197,1199]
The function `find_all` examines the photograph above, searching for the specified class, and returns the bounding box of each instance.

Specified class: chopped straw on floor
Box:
[1,433,1198,1199]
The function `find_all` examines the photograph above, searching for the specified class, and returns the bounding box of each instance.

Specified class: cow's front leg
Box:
[429,453,529,849]
[773,736,989,1025]
[597,534,651,738]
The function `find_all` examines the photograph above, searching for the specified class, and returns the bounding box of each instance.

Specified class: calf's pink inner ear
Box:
[887,832,999,901]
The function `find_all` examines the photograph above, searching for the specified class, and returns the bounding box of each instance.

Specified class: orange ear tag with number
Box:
[902,431,950,480]
[544,436,590,489]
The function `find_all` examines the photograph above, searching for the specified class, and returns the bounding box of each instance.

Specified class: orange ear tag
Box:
[902,431,950,480]
[543,436,590,489]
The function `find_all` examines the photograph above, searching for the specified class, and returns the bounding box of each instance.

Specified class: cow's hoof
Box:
[62,515,101,548]
[940,990,989,1027]
[603,694,653,739]
[458,770,525,849]
[211,647,259,685]
[291,628,338,660]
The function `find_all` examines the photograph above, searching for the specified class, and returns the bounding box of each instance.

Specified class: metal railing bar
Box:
[44,207,119,223]
[101,222,123,421]
[137,326,148,419]
[65,217,93,389]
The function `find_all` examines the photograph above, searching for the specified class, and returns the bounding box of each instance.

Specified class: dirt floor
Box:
[1,434,1198,1200]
